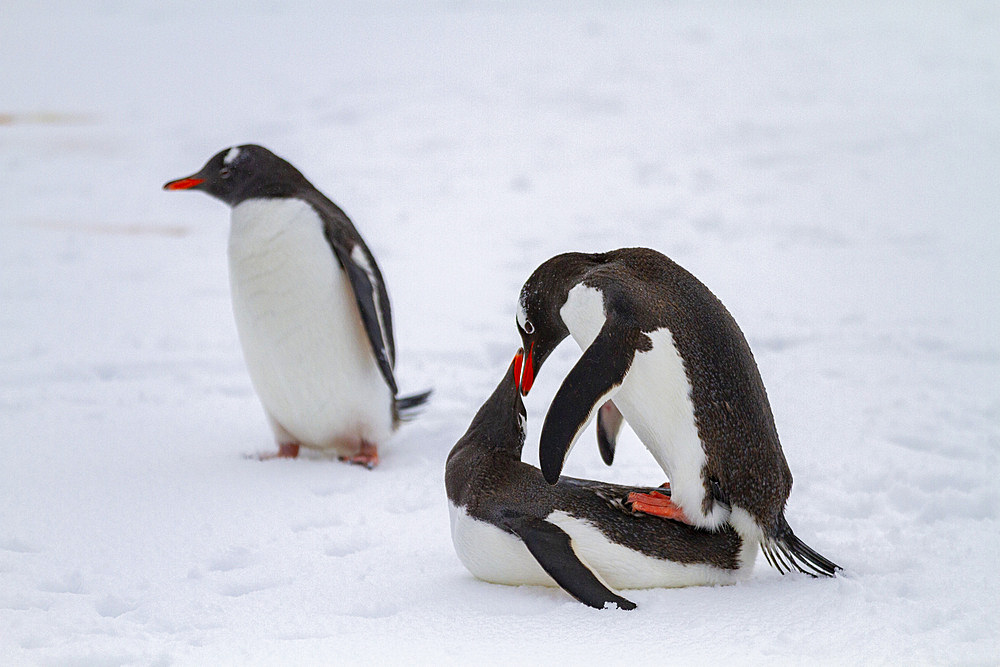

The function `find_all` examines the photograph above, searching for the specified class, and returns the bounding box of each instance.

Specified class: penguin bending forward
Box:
[446,351,755,610]
[515,248,839,577]
[165,145,430,466]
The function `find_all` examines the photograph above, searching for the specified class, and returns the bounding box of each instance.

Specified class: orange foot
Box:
[340,441,379,469]
[259,443,300,460]
[627,489,691,524]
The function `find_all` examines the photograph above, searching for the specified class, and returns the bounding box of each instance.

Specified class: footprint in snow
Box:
[0,537,41,554]
[291,515,347,533]
[335,597,398,619]
[95,594,140,618]
[219,577,289,598]
[3,593,54,612]
[36,570,87,594]
[324,534,371,558]
[206,546,255,572]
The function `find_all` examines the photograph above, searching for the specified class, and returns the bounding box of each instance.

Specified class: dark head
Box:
[515,253,596,396]
[462,351,529,457]
[163,144,310,207]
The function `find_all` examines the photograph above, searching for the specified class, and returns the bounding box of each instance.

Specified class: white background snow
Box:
[2,1,998,663]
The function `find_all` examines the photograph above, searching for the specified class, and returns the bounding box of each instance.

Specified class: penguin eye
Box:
[522,319,534,335]
[220,167,232,179]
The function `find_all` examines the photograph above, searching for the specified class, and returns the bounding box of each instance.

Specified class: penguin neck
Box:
[540,252,601,335]
[559,281,608,346]
[462,370,526,460]
[224,182,302,208]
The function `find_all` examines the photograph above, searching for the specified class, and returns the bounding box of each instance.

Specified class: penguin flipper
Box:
[539,321,636,484]
[503,515,636,611]
[325,238,399,396]
[596,400,624,466]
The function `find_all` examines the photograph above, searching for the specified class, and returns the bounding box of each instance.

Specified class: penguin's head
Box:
[163,144,308,206]
[515,259,575,396]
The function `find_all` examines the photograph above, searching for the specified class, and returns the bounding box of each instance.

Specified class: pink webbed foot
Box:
[339,441,379,469]
[627,487,692,524]
[258,443,301,460]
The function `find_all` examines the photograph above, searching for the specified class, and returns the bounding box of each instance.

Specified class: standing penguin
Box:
[515,248,838,576]
[164,145,429,466]
[446,351,755,610]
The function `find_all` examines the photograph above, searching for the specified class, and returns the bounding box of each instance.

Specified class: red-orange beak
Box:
[518,342,535,395]
[163,177,205,191]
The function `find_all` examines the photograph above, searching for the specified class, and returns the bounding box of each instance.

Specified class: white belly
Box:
[546,511,749,588]
[613,331,730,529]
[227,198,392,452]
[448,503,748,590]
[448,503,555,587]
[561,284,728,530]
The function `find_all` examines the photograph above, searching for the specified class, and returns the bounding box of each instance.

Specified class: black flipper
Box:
[325,237,399,396]
[761,514,840,578]
[503,515,636,610]
[393,389,433,423]
[539,320,637,484]
[596,400,624,466]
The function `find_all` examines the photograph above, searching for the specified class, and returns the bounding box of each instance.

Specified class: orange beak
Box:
[518,342,535,395]
[163,177,205,191]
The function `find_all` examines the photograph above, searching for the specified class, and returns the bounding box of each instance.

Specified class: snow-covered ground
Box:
[2,1,998,663]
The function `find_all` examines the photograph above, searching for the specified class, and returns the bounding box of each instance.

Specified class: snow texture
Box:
[2,1,998,663]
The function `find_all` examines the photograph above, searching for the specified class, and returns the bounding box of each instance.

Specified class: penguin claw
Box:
[339,442,379,469]
[338,454,378,469]
[626,491,690,523]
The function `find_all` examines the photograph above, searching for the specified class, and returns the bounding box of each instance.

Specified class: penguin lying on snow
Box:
[515,247,839,577]
[446,351,755,610]
[164,145,430,466]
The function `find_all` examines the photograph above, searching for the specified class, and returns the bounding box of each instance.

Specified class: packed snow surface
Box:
[2,1,998,663]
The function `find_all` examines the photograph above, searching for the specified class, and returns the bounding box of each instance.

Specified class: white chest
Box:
[226,198,391,448]
[560,283,726,529]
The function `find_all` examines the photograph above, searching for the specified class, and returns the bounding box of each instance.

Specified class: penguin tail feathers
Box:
[761,515,840,578]
[393,389,432,423]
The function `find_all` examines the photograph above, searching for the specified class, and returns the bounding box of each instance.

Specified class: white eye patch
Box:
[223,147,241,165]
[516,299,533,333]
